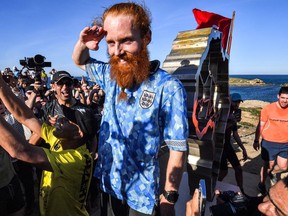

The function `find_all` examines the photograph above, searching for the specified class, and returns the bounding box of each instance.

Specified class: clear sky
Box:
[1,0,287,76]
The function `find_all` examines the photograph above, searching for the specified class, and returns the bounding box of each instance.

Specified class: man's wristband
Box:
[254,140,259,143]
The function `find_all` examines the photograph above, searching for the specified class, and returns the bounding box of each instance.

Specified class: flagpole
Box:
[226,11,236,55]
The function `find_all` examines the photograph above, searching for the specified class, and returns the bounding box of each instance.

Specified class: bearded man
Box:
[72,2,188,216]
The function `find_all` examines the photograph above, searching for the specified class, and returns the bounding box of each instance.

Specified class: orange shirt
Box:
[261,102,288,143]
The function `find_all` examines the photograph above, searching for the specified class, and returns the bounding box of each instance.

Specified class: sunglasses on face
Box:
[56,79,73,87]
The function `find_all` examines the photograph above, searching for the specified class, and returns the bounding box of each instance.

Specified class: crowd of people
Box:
[1,2,288,216]
[1,2,188,216]
[0,67,105,215]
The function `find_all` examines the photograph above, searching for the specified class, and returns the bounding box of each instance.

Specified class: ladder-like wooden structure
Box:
[162,27,231,201]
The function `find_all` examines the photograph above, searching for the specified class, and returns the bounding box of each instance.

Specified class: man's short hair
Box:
[278,86,288,95]
[102,2,151,39]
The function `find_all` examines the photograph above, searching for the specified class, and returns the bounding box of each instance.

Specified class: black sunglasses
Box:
[56,79,73,87]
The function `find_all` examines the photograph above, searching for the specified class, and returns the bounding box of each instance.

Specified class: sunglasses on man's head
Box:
[56,79,73,87]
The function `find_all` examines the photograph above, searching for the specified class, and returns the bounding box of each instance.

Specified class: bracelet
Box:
[254,140,259,143]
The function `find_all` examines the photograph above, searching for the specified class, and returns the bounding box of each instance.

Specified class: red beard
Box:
[109,46,150,100]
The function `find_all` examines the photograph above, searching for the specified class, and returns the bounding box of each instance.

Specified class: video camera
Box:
[210,191,249,216]
[209,191,263,216]
[19,54,51,72]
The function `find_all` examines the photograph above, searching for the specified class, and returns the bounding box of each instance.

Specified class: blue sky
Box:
[0,0,287,76]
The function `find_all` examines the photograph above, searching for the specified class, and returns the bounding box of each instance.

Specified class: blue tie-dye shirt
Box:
[86,58,188,214]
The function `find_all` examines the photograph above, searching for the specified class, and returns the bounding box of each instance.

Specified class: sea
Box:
[229,75,288,103]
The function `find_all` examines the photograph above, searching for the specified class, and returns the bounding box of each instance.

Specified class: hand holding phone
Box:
[198,179,207,216]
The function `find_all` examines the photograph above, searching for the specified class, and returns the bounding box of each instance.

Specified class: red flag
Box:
[192,8,231,50]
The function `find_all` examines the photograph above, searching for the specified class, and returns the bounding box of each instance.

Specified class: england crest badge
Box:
[140,90,156,109]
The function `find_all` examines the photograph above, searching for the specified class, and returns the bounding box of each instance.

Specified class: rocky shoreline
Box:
[230,77,288,87]
[229,77,265,86]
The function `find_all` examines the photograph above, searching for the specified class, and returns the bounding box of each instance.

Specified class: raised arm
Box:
[0,115,52,171]
[0,75,41,136]
[72,25,106,70]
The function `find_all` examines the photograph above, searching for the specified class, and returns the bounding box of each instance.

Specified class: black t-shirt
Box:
[41,99,99,140]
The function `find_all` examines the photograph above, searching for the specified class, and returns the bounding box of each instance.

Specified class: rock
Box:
[229,77,266,86]
[251,78,265,85]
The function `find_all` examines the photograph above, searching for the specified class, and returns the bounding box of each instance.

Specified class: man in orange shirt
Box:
[254,87,288,188]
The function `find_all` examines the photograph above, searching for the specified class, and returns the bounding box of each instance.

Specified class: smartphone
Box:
[198,179,207,216]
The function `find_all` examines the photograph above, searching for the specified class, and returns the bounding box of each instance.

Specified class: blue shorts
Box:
[261,139,288,161]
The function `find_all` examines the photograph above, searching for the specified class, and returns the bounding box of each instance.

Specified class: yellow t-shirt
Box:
[39,123,93,216]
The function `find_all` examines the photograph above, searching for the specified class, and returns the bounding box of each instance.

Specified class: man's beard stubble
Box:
[109,46,150,100]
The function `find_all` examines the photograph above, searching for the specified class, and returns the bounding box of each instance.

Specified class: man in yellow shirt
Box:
[0,74,94,215]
